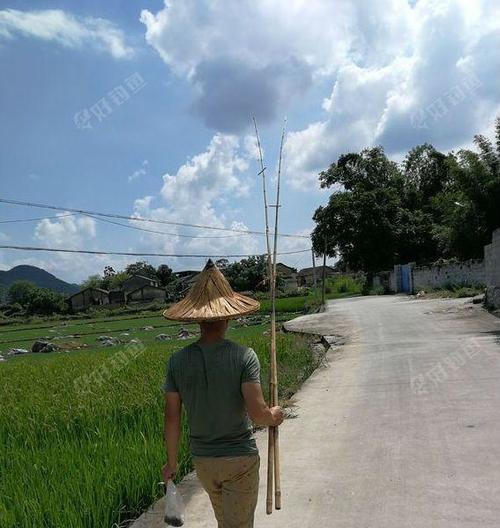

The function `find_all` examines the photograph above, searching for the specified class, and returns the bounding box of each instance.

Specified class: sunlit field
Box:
[0,317,318,528]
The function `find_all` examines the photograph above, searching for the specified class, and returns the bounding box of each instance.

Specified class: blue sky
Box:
[0,0,499,283]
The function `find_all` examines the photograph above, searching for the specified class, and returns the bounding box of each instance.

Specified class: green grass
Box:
[258,276,364,315]
[417,284,485,299]
[0,320,318,528]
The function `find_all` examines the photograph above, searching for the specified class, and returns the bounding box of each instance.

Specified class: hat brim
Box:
[162,294,260,322]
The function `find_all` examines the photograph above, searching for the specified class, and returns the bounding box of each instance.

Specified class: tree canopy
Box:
[312,117,500,271]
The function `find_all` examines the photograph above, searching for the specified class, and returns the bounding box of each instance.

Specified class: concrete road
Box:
[132,295,500,528]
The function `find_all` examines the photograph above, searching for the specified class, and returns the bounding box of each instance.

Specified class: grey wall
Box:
[412,260,485,291]
[388,260,485,294]
[485,228,500,309]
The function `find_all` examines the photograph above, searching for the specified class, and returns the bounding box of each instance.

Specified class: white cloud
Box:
[0,9,133,59]
[140,0,359,131]
[4,214,112,283]
[284,0,500,189]
[35,214,96,247]
[128,159,149,182]
[133,134,263,267]
[141,0,500,191]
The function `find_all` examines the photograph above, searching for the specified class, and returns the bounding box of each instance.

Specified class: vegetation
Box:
[312,117,500,270]
[417,284,485,299]
[0,321,320,528]
[4,280,66,316]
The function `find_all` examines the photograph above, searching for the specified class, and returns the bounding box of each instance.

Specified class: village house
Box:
[173,270,201,293]
[297,265,337,287]
[275,262,298,291]
[68,287,109,312]
[126,284,167,303]
[122,274,160,292]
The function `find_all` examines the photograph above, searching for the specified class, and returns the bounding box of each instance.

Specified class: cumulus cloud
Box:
[0,9,134,58]
[141,0,500,190]
[128,160,149,182]
[285,0,500,189]
[35,214,96,247]
[140,0,362,131]
[19,214,116,283]
[132,133,264,267]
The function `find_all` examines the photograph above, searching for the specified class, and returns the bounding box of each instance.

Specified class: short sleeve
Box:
[241,348,261,384]
[163,356,179,393]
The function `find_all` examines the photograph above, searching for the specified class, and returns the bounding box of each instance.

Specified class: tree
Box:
[215,258,230,272]
[8,281,37,305]
[125,261,157,279]
[156,264,174,286]
[312,147,405,273]
[438,119,500,258]
[224,255,268,291]
[80,274,103,290]
[108,271,131,290]
[27,288,65,315]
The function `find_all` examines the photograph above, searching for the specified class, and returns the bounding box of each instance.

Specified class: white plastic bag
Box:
[164,480,185,526]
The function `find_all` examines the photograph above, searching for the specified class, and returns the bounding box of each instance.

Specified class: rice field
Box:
[0,315,319,528]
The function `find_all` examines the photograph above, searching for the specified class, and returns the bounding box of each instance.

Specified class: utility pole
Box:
[321,236,327,307]
[311,247,317,288]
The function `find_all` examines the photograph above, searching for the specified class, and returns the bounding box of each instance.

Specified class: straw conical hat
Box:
[163,259,260,322]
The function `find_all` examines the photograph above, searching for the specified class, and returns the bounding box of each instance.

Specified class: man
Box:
[161,259,284,528]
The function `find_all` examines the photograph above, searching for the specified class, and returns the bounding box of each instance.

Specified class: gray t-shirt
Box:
[164,338,261,457]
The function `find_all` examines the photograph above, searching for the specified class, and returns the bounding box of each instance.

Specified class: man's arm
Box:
[162,392,182,482]
[242,382,284,427]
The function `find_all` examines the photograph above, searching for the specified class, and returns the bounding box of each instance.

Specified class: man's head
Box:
[199,318,229,338]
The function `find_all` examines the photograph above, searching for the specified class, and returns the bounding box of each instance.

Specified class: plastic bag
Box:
[164,480,185,526]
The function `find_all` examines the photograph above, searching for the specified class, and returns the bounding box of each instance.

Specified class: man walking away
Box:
[161,259,284,528]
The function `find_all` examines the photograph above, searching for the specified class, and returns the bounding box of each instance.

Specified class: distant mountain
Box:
[0,265,80,296]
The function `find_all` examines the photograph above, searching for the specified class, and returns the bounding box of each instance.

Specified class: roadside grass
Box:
[416,284,485,299]
[0,322,318,528]
[258,276,364,314]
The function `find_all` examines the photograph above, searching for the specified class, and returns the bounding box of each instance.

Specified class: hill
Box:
[0,265,80,296]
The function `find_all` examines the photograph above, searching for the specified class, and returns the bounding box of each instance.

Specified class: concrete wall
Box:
[127,285,166,302]
[485,228,500,309]
[388,259,485,294]
[412,260,485,291]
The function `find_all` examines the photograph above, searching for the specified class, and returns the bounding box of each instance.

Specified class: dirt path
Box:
[132,295,500,528]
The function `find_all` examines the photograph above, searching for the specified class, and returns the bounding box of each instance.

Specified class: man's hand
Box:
[162,462,177,483]
[270,406,284,426]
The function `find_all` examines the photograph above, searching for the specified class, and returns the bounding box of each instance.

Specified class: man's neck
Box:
[198,333,226,345]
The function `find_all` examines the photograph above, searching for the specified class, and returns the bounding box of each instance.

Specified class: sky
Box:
[0,0,499,284]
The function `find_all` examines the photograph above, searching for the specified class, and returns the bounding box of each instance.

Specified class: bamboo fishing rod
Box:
[270,119,287,511]
[253,117,275,514]
[253,117,286,514]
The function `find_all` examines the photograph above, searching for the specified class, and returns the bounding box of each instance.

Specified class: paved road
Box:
[133,295,500,528]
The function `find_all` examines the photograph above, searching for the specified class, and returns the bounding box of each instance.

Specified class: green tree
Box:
[156,264,174,286]
[7,281,37,305]
[438,119,500,258]
[224,255,268,291]
[80,274,103,290]
[312,147,405,272]
[108,271,131,290]
[27,288,65,315]
[125,261,157,279]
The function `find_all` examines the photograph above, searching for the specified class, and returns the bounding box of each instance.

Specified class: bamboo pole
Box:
[321,236,327,307]
[311,247,317,288]
[270,120,286,510]
[253,117,275,515]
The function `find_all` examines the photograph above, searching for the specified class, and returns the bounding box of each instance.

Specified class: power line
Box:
[0,198,311,239]
[0,212,251,239]
[0,244,311,258]
[83,213,249,239]
[0,213,77,224]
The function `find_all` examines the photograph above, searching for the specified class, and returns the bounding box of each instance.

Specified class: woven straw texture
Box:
[163,260,260,322]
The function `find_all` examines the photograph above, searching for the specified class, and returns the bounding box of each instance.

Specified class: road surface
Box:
[132,295,500,528]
